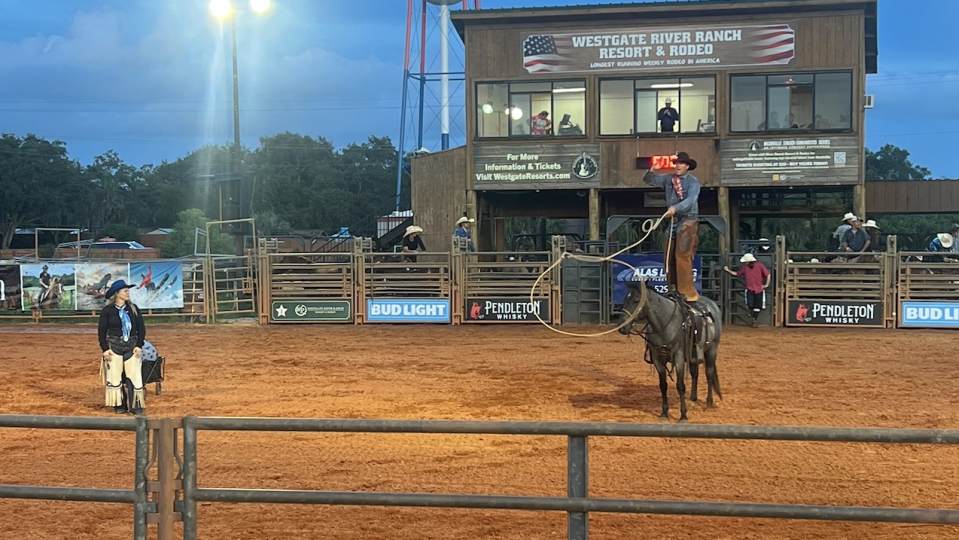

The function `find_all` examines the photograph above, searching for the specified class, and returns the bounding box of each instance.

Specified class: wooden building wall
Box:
[463,11,865,193]
[866,181,959,215]
[465,13,862,82]
[410,147,468,251]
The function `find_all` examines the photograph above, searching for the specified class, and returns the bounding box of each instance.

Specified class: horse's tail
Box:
[712,371,723,401]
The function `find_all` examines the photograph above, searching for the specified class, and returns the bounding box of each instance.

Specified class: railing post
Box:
[182,417,198,540]
[133,416,149,540]
[885,235,898,328]
[567,435,588,540]
[774,235,787,327]
[156,419,179,540]
[551,235,566,325]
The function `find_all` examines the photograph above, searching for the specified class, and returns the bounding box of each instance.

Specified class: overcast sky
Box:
[0,0,957,177]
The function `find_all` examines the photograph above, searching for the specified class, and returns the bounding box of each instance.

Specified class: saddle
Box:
[665,288,714,365]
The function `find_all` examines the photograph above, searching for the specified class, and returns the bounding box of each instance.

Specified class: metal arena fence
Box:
[3,234,959,328]
[2,414,959,540]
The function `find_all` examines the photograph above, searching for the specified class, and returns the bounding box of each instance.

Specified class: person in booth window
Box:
[530,111,551,135]
[658,98,679,132]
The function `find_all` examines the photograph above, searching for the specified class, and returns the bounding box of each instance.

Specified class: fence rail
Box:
[4,414,959,539]
[4,235,959,328]
[0,414,150,540]
[178,416,959,540]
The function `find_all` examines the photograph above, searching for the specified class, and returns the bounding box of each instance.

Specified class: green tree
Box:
[105,224,141,242]
[0,134,85,249]
[865,144,931,181]
[159,208,234,257]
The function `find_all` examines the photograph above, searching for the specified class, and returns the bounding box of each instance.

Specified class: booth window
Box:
[599,77,716,135]
[731,72,852,132]
[476,80,586,138]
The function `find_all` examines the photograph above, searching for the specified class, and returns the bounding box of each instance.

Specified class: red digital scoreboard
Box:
[636,155,677,170]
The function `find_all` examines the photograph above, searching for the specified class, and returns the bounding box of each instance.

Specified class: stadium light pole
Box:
[210,0,270,172]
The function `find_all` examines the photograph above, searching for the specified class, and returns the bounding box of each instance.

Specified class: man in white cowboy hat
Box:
[402,225,426,263]
[723,252,771,327]
[832,212,856,251]
[862,219,880,253]
[658,98,678,132]
[453,216,475,252]
[928,224,959,262]
[644,151,701,303]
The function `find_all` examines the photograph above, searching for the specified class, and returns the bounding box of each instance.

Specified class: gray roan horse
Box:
[617,281,723,422]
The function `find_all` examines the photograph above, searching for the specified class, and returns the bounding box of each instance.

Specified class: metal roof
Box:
[453,0,873,15]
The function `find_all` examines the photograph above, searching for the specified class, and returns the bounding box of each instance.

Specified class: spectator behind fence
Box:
[863,220,880,251]
[453,217,475,252]
[928,229,958,263]
[841,216,870,260]
[833,212,856,251]
[402,225,426,263]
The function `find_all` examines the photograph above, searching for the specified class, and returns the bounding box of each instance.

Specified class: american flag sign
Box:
[523,35,572,73]
[521,23,796,75]
[746,24,795,64]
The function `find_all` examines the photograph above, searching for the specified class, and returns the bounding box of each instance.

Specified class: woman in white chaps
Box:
[98,280,146,415]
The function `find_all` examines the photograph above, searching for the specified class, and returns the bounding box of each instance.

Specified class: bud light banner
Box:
[366,299,451,323]
[786,300,884,327]
[611,254,701,305]
[900,301,959,328]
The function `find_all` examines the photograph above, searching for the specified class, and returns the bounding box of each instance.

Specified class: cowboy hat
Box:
[674,152,697,171]
[740,253,757,263]
[104,279,135,300]
[950,223,959,233]
[938,233,954,249]
[841,212,856,223]
[404,225,423,238]
[456,217,475,225]
[863,220,879,229]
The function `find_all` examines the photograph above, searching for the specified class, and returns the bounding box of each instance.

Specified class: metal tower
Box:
[394,0,479,211]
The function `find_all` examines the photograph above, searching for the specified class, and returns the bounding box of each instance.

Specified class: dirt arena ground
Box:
[1,323,958,539]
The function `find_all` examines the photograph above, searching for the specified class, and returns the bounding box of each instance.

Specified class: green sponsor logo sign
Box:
[272,300,352,322]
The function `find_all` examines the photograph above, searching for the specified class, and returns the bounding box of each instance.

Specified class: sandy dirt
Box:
[1,323,958,539]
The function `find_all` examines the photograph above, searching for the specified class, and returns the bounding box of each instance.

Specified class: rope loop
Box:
[529,211,671,338]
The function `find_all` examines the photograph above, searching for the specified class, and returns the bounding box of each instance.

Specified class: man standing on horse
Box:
[644,152,701,303]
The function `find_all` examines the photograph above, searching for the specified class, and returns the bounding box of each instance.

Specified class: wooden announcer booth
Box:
[411,0,878,253]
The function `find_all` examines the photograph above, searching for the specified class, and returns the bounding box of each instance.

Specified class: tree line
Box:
[0,132,406,250]
[0,132,952,253]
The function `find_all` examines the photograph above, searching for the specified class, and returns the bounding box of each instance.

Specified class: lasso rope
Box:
[529,210,674,337]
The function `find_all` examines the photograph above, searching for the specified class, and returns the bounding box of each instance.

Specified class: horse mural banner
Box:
[20,263,77,311]
[611,254,701,305]
[130,262,184,309]
[0,265,22,311]
[76,263,130,311]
